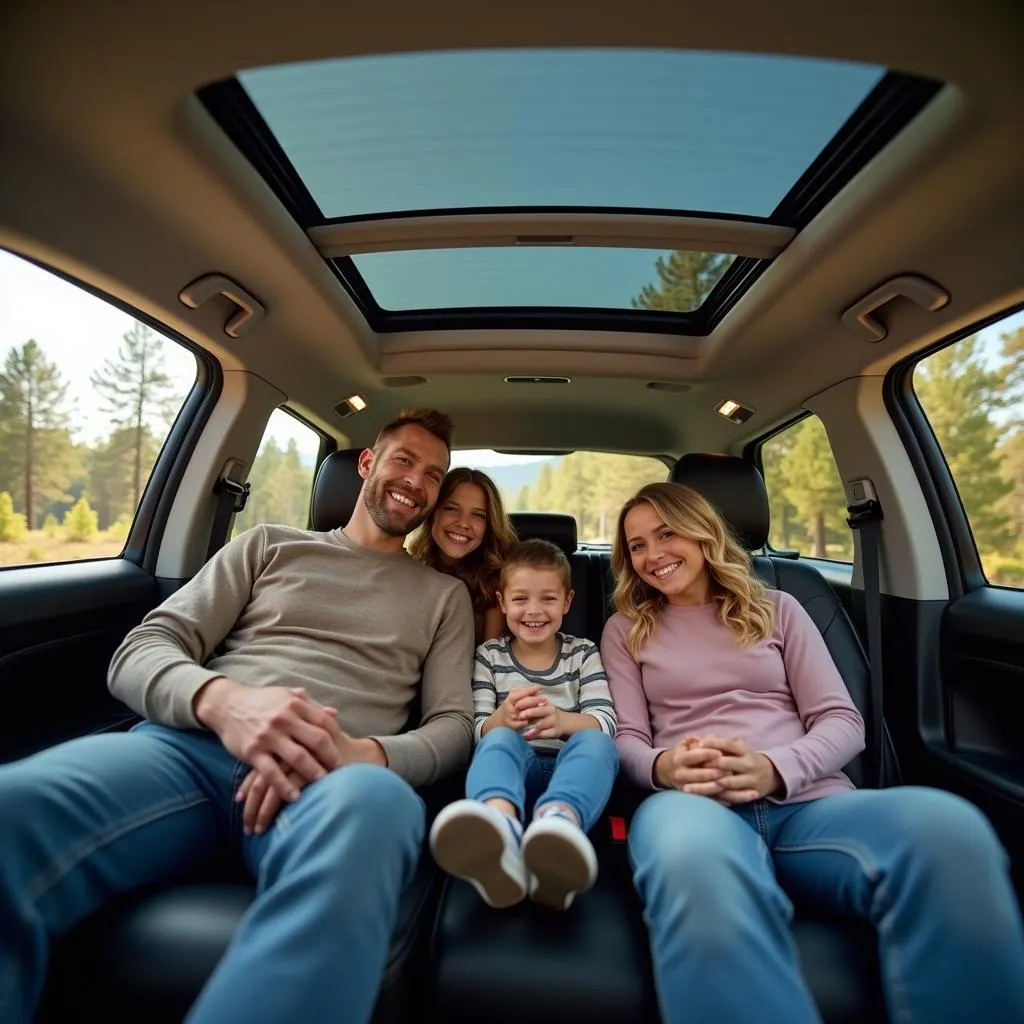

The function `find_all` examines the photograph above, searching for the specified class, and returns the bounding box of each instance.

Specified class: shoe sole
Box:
[522,829,596,910]
[431,813,526,909]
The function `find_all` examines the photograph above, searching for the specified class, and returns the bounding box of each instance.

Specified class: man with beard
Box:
[0,408,475,1024]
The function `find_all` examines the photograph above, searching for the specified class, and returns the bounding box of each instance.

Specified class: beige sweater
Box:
[108,525,475,786]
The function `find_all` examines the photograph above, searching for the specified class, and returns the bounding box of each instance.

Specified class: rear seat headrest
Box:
[310,448,364,532]
[509,512,578,558]
[669,453,770,551]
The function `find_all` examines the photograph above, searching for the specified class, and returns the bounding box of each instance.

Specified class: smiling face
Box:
[430,481,489,563]
[498,566,573,650]
[623,500,712,606]
[359,424,449,538]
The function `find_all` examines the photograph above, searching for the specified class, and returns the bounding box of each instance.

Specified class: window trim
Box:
[887,300,1024,596]
[0,247,218,576]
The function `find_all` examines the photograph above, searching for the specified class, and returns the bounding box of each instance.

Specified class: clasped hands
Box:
[655,735,782,805]
[495,686,565,740]
[194,678,383,835]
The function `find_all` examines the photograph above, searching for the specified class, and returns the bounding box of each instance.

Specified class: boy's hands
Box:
[488,687,566,740]
[493,686,540,730]
[513,690,565,740]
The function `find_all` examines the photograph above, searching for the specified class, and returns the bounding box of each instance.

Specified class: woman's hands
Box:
[655,735,782,804]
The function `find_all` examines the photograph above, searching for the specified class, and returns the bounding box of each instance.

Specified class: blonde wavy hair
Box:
[409,467,517,611]
[611,482,775,659]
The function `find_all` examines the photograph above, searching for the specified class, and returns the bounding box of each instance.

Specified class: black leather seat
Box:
[40,448,448,1024]
[430,455,891,1024]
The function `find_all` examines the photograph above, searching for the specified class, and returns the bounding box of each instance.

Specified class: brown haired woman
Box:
[409,467,517,643]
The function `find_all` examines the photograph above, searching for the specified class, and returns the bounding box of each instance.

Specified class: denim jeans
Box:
[0,721,426,1024]
[466,726,618,831]
[629,787,1024,1024]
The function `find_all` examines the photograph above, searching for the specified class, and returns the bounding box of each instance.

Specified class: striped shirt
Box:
[472,633,617,752]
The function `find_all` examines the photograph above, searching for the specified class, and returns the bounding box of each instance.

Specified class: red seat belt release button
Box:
[609,816,627,842]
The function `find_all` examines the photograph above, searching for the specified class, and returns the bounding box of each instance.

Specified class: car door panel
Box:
[0,560,162,763]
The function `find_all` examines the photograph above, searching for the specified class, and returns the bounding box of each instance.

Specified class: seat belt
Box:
[847,486,884,787]
[206,475,252,561]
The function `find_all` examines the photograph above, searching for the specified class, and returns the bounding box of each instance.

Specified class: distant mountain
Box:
[478,457,562,504]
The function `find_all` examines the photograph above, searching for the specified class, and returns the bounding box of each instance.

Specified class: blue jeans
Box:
[466,726,618,831]
[629,787,1024,1024]
[0,721,425,1024]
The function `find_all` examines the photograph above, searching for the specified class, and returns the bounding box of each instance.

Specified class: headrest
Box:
[310,449,364,532]
[509,512,578,558]
[669,453,769,550]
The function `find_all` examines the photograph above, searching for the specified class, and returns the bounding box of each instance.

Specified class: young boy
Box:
[429,538,619,911]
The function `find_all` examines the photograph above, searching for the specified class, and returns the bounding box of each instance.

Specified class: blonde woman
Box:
[410,467,517,643]
[601,482,1024,1024]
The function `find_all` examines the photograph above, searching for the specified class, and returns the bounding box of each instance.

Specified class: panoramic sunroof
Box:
[238,49,884,220]
[201,48,940,333]
[352,248,734,311]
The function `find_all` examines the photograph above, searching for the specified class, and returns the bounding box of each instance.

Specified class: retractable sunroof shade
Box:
[199,48,940,334]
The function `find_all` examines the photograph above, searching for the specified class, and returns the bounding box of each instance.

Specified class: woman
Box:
[409,467,517,643]
[600,481,1024,1023]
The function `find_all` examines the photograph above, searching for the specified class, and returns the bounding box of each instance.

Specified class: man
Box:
[0,408,475,1024]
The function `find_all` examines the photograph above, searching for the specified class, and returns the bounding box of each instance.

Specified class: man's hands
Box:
[194,678,387,834]
[654,735,782,805]
[235,729,387,835]
[195,679,344,801]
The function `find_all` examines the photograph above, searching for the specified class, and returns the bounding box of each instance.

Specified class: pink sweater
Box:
[600,591,865,803]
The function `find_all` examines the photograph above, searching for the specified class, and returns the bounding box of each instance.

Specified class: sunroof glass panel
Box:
[239,49,885,220]
[349,248,735,312]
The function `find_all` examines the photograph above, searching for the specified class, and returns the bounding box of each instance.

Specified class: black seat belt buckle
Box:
[846,498,882,529]
[214,476,252,513]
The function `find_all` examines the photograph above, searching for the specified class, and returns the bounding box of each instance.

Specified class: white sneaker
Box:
[521,813,598,910]
[429,799,527,908]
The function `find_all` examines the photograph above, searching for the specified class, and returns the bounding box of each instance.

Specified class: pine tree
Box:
[63,496,99,542]
[915,335,1013,555]
[0,491,28,542]
[0,340,73,528]
[775,418,851,559]
[90,323,182,512]
[633,251,732,312]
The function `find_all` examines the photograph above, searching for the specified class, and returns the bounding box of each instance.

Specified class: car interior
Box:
[1,1,1022,1022]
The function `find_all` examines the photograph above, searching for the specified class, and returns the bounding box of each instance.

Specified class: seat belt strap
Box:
[207,476,251,561]
[847,497,884,786]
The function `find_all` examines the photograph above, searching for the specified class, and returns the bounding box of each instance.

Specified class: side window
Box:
[913,308,1024,589]
[451,449,668,543]
[0,249,197,568]
[760,414,853,562]
[232,408,324,535]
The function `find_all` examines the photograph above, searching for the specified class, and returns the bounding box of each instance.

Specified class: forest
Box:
[1,250,1022,585]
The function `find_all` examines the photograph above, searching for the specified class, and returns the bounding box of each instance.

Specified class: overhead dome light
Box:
[334,394,368,419]
[715,398,754,424]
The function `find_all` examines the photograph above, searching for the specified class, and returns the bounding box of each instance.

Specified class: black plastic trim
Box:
[196,77,324,227]
[320,205,775,227]
[774,72,942,228]
[886,300,1024,596]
